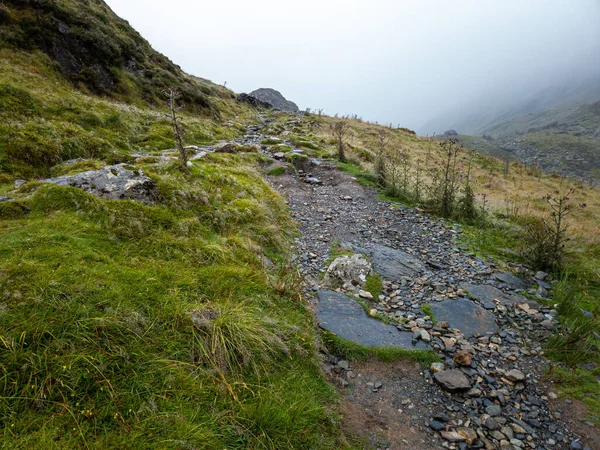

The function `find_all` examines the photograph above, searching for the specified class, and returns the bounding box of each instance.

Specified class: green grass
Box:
[337,162,378,187]
[364,274,382,300]
[322,332,440,367]
[0,155,349,448]
[267,167,286,176]
[420,304,436,324]
[0,49,254,178]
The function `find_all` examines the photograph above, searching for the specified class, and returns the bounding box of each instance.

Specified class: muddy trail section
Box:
[243,115,598,450]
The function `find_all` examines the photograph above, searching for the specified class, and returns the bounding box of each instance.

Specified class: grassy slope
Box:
[0,155,346,448]
[0,17,351,449]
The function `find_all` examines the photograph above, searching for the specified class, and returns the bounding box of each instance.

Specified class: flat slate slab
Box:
[347,243,425,280]
[315,291,429,349]
[429,298,499,338]
[462,283,538,308]
[492,272,530,291]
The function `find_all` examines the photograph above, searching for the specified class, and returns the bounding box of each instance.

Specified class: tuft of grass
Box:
[191,298,295,375]
[364,274,383,300]
[322,332,440,367]
[420,304,436,324]
[267,166,286,176]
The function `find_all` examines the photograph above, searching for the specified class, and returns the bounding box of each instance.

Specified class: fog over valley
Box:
[105,0,600,134]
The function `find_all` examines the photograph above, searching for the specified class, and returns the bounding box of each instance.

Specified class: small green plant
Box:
[456,149,479,224]
[364,274,383,300]
[420,304,436,324]
[523,188,585,271]
[267,166,286,176]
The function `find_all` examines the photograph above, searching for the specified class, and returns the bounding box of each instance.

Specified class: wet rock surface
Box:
[430,298,499,338]
[316,291,429,349]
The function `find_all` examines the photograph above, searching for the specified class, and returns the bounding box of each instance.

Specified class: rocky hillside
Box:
[0,0,231,110]
[249,87,299,113]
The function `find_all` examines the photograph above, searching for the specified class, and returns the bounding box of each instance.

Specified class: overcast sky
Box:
[106,0,600,133]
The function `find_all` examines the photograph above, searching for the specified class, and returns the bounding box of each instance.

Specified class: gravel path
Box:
[254,116,597,449]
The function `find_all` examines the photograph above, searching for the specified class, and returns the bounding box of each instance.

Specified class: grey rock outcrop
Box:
[249,88,299,113]
[42,164,157,203]
[322,254,372,288]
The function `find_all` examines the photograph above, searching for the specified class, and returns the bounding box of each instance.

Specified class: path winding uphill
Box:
[252,116,598,450]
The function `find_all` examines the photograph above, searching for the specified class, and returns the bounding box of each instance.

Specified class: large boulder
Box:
[248,88,299,113]
[42,164,157,204]
[434,370,471,392]
[322,254,372,288]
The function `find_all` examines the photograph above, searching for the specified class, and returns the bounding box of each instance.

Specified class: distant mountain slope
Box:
[0,0,231,111]
[249,88,299,113]
[422,76,600,136]
[438,101,600,181]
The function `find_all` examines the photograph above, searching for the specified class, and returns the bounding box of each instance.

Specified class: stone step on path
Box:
[316,291,430,349]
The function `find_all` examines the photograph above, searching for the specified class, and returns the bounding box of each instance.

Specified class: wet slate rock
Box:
[315,291,429,349]
[0,196,14,202]
[349,243,425,280]
[462,283,538,308]
[493,272,531,290]
[429,298,499,338]
[42,164,157,204]
[434,369,471,392]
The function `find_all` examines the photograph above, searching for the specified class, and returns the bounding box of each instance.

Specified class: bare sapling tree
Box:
[374,129,388,186]
[331,121,351,162]
[163,87,190,174]
[457,149,478,224]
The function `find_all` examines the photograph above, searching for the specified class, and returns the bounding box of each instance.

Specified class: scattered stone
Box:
[452,350,472,366]
[429,298,499,338]
[440,431,466,442]
[505,369,526,382]
[430,362,445,373]
[358,290,373,300]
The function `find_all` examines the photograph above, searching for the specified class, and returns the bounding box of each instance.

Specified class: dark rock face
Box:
[444,129,458,136]
[429,298,499,338]
[237,93,272,109]
[315,291,429,349]
[42,164,157,203]
[249,88,299,113]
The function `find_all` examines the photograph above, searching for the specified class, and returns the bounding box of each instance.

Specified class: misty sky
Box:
[105,0,600,134]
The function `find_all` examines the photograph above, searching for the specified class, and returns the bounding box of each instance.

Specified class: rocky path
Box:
[249,115,597,450]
